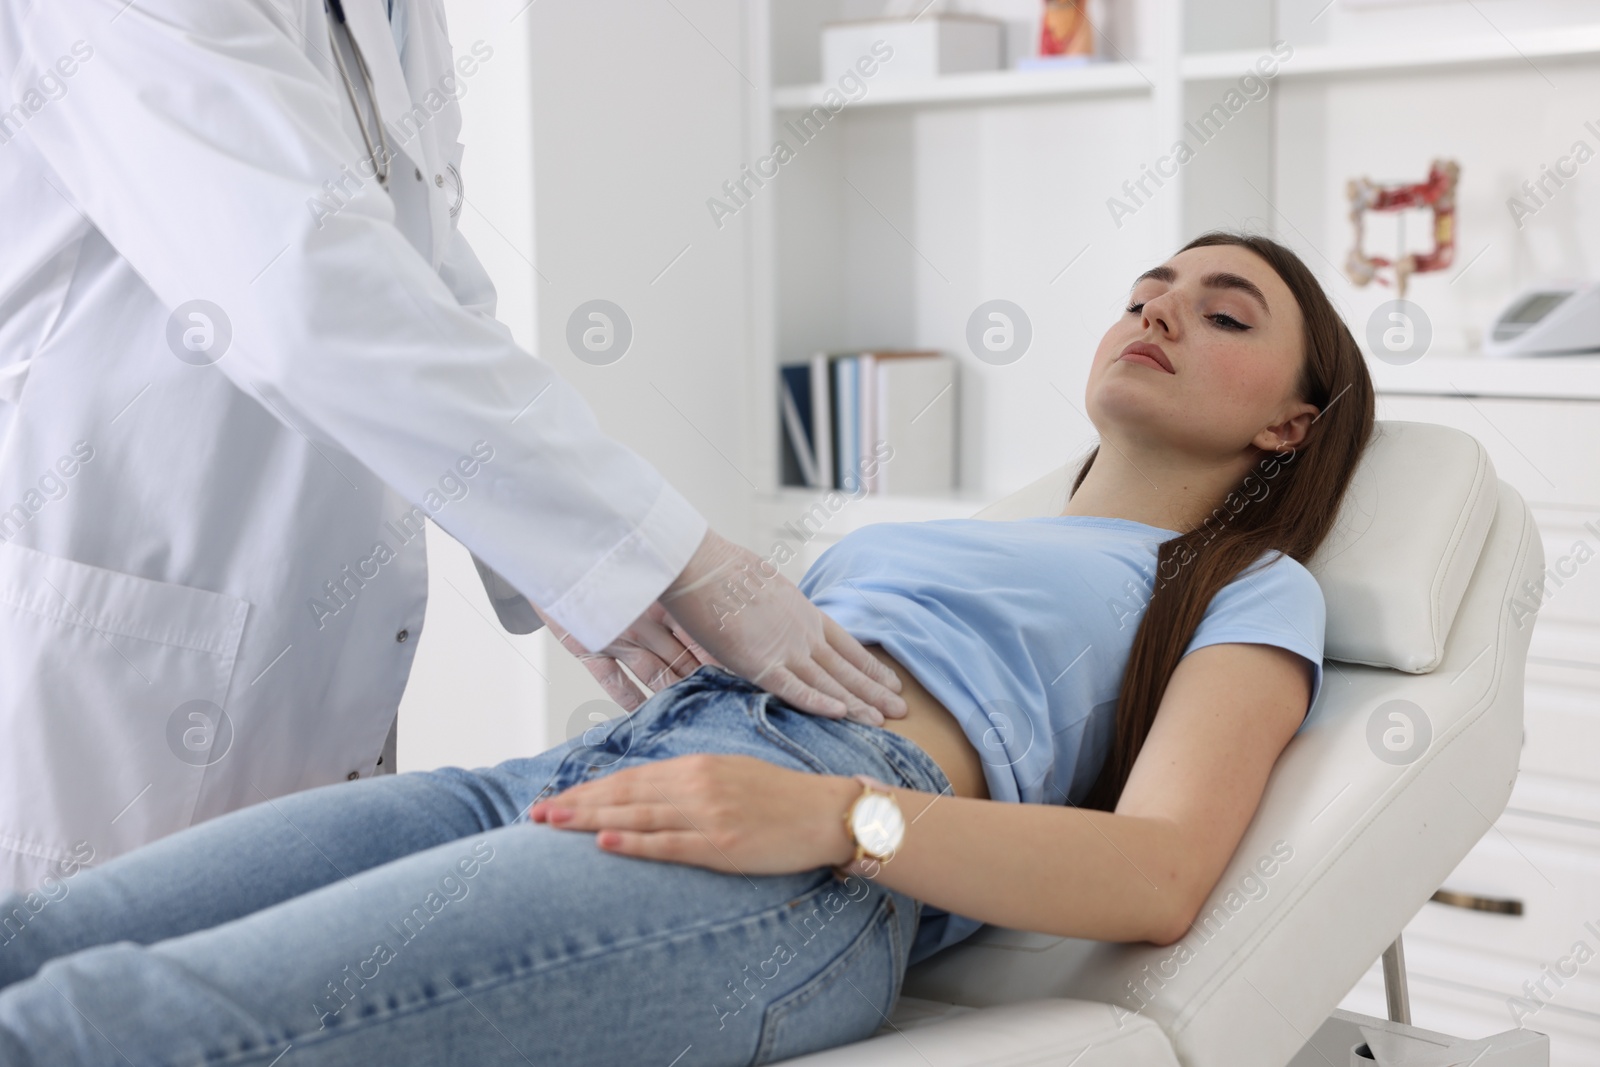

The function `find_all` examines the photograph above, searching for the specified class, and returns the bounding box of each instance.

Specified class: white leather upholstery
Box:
[1303,423,1500,672]
[779,998,1182,1066]
[782,421,1544,1067]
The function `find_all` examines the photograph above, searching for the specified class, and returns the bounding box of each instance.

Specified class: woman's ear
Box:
[1255,403,1319,452]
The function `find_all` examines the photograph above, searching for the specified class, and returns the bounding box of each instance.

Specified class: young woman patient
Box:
[0,231,1375,1066]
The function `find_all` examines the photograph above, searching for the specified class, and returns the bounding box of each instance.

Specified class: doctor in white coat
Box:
[0,0,905,892]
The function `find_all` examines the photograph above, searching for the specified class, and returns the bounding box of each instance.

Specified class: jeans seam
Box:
[883,895,906,1009]
[839,722,950,797]
[752,892,896,1065]
[743,687,950,799]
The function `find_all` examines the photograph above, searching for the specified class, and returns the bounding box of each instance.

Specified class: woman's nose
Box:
[1142,300,1175,337]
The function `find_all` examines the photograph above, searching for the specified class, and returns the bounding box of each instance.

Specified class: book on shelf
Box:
[778,350,957,496]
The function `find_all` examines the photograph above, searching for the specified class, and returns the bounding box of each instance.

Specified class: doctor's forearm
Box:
[832,782,1197,946]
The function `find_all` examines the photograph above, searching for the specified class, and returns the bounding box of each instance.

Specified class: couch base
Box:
[1288,1008,1550,1067]
[776,998,1551,1066]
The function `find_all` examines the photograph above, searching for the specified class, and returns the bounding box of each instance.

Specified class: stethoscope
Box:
[326,0,394,190]
[323,0,466,219]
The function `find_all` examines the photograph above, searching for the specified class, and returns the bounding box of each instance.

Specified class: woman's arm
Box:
[835,640,1313,945]
[533,640,1311,946]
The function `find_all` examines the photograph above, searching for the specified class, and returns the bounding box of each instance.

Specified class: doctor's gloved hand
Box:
[532,600,717,712]
[659,530,907,725]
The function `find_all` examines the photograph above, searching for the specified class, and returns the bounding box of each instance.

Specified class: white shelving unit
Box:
[745,1,1600,1060]
[770,60,1152,110]
[771,22,1600,112]
[1182,21,1600,81]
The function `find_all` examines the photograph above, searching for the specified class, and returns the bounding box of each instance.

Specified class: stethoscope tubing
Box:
[323,1,464,216]
[326,0,393,188]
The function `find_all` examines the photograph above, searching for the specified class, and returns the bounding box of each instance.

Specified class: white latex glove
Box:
[533,600,718,712]
[657,529,907,725]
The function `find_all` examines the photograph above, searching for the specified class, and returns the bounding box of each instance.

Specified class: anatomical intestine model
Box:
[1344,158,1461,299]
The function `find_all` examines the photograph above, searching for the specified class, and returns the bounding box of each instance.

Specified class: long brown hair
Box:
[1077,231,1376,812]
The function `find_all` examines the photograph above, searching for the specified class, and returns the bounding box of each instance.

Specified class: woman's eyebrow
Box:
[1130,265,1272,317]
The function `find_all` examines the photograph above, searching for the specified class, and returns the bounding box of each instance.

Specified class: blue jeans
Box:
[0,665,952,1066]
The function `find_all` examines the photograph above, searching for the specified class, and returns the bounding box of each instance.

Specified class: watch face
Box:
[852,793,905,858]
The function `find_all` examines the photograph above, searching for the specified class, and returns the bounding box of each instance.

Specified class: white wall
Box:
[523,0,758,744]
[400,0,758,766]
[397,0,547,773]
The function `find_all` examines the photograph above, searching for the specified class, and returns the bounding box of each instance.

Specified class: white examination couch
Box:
[783,421,1552,1067]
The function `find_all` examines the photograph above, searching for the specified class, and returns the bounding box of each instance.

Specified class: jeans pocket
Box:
[752,891,903,1065]
[745,696,833,776]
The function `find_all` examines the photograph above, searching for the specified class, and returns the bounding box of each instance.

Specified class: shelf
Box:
[770,61,1151,111]
[1364,352,1600,401]
[769,22,1600,114]
[1183,22,1600,82]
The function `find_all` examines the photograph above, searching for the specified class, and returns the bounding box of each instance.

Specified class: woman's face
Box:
[1086,243,1313,462]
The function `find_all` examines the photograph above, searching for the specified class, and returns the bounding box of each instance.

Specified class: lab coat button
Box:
[434,173,444,187]
[396,629,409,643]
[347,771,360,781]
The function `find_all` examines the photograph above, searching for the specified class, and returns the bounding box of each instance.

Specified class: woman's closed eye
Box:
[1123,302,1251,332]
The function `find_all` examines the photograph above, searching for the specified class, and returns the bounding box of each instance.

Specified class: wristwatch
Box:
[842,773,906,866]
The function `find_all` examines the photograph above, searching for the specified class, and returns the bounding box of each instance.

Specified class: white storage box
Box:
[821,16,1003,84]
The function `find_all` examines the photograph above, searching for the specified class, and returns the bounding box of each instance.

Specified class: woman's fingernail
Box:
[547,807,574,823]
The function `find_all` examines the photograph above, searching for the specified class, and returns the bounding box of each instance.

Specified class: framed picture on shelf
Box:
[1017,0,1105,71]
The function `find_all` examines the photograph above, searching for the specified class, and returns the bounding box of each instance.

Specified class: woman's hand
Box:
[527,754,862,876]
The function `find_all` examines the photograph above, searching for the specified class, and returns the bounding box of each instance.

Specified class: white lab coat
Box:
[0,0,708,892]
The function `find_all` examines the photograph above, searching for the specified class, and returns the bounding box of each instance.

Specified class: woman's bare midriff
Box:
[862,645,989,801]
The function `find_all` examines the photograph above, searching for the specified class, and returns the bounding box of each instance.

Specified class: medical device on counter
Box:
[1484,282,1600,358]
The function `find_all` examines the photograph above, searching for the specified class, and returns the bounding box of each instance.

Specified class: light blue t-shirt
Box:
[795,514,1326,963]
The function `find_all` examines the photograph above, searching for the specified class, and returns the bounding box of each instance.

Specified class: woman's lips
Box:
[1118,342,1174,373]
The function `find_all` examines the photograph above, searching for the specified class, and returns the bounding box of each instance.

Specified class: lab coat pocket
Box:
[0,542,249,892]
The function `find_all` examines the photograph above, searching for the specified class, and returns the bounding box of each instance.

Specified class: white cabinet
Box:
[1340,382,1600,1064]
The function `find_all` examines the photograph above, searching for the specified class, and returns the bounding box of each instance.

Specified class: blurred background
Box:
[397,1,1600,1055]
